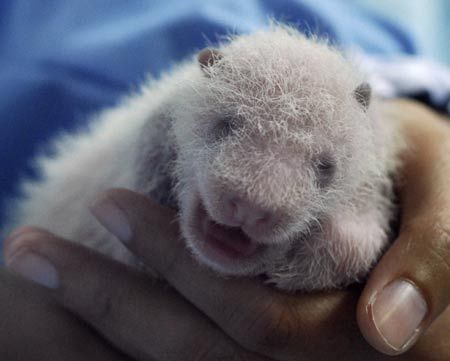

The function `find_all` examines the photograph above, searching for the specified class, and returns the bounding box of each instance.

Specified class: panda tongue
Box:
[204,219,260,257]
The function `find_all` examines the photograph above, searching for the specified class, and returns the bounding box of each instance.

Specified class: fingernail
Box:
[7,252,60,289]
[369,279,427,352]
[90,195,132,243]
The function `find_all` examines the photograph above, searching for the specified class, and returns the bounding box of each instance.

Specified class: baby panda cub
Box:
[8,25,402,291]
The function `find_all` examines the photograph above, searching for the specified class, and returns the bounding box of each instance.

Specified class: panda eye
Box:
[214,115,236,140]
[315,155,336,187]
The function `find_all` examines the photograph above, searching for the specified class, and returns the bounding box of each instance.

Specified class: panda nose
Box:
[225,196,271,228]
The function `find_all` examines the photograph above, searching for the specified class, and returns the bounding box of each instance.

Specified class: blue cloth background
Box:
[0,0,416,232]
[355,0,450,66]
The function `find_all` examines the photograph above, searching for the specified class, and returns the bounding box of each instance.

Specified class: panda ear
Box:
[354,82,371,109]
[197,48,223,75]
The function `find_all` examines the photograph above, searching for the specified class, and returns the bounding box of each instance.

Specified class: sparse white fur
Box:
[7,25,404,291]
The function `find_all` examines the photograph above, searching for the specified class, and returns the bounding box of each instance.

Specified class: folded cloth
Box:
[355,53,450,113]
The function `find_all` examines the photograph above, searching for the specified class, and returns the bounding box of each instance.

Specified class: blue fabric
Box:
[0,0,416,231]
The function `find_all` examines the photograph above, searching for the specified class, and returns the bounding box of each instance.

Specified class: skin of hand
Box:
[0,267,133,361]
[2,99,450,360]
[357,99,450,355]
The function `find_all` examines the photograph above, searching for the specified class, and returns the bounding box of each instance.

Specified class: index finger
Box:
[90,189,386,361]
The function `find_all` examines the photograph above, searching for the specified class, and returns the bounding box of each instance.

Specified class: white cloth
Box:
[354,53,450,113]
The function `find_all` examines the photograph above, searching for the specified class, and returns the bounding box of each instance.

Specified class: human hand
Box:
[5,157,450,361]
[0,260,132,360]
[4,100,449,360]
[4,224,272,361]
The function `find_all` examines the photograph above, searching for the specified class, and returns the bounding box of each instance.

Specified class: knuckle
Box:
[152,235,193,283]
[241,298,298,353]
[7,225,46,239]
[195,345,263,361]
[88,285,116,322]
[6,227,50,249]
[180,329,252,361]
[430,222,450,271]
[159,243,185,279]
[432,222,450,250]
[61,271,121,323]
[4,228,57,262]
[191,341,242,361]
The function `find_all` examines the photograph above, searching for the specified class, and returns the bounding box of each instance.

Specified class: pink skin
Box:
[207,191,284,244]
[183,190,271,275]
[180,172,298,277]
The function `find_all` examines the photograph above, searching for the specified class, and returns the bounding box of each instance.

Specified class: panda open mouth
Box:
[196,199,265,261]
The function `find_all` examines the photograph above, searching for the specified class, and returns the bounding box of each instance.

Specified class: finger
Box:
[0,268,129,361]
[90,188,390,360]
[4,227,268,361]
[357,101,450,355]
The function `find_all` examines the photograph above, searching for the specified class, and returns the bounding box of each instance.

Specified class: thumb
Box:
[357,101,450,355]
